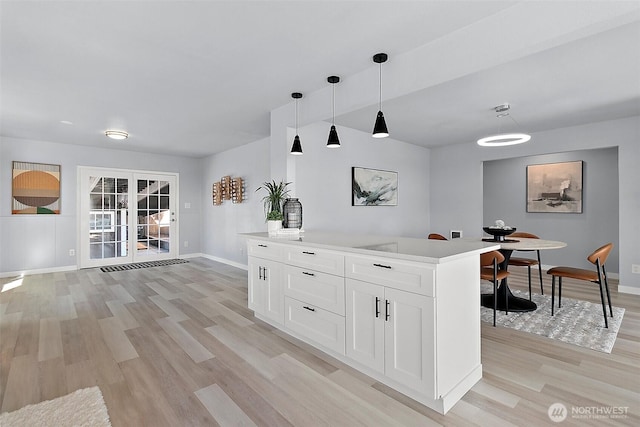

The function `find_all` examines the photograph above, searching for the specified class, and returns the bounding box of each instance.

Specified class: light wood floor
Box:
[1,258,638,426]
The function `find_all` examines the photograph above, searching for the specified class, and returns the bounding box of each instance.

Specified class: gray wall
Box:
[431,116,639,291]
[0,136,202,274]
[483,147,619,271]
[200,137,270,267]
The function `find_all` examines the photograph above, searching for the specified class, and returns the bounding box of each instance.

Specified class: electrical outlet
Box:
[69,249,75,256]
[632,264,640,274]
[184,202,191,209]
[184,241,189,248]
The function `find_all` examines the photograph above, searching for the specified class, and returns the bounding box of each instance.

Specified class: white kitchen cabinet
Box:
[346,279,435,398]
[243,233,494,415]
[248,255,284,325]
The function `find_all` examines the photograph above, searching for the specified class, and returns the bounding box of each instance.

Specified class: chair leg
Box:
[527,265,532,300]
[597,280,609,329]
[493,279,497,327]
[603,266,613,317]
[537,251,543,295]
[551,276,555,316]
[558,277,562,308]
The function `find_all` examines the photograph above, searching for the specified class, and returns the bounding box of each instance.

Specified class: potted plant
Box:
[256,180,290,234]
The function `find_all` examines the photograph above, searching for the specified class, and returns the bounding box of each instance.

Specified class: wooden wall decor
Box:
[231,177,244,204]
[212,182,223,205]
[213,176,244,205]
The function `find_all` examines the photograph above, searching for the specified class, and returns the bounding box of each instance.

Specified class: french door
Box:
[79,167,178,269]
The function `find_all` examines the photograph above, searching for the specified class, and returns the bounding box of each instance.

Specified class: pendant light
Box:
[372,53,389,138]
[290,92,303,155]
[327,76,341,148]
[477,103,531,146]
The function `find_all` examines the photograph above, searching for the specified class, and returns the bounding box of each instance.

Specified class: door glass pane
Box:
[89,175,128,260]
[137,178,170,256]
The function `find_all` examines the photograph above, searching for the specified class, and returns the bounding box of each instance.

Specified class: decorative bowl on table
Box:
[482,226,516,242]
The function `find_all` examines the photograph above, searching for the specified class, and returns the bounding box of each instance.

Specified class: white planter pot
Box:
[267,220,282,235]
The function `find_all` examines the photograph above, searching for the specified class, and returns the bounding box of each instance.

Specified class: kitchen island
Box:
[243,231,498,414]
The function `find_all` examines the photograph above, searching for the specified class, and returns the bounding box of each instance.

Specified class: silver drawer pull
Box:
[373,263,392,269]
[303,306,316,312]
[258,244,267,248]
[302,271,315,277]
[302,251,316,255]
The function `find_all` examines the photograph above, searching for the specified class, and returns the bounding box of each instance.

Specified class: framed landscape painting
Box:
[526,160,583,213]
[12,161,61,214]
[352,167,398,206]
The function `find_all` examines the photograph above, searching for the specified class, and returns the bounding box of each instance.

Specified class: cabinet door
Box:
[345,279,384,374]
[248,257,284,325]
[384,288,435,398]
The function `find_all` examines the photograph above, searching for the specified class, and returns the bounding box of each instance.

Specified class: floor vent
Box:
[100,259,188,272]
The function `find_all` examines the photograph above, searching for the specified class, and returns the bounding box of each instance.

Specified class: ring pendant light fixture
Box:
[372,53,389,138]
[105,130,128,140]
[477,103,531,147]
[290,92,303,155]
[326,75,341,148]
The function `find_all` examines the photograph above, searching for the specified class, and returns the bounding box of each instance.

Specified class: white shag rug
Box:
[481,285,624,353]
[0,386,111,427]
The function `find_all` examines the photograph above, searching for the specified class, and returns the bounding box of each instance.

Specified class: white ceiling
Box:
[2,1,639,158]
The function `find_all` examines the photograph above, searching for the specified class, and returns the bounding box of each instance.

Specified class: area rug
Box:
[0,386,111,426]
[480,285,624,353]
[100,258,188,272]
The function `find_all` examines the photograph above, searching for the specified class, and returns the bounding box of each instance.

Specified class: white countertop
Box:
[242,231,499,264]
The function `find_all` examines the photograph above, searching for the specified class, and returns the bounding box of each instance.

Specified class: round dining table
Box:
[479,237,567,312]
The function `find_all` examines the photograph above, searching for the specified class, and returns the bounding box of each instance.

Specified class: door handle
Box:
[375,297,380,318]
[385,299,390,321]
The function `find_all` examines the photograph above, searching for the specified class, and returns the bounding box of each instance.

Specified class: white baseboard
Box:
[0,265,77,279]
[198,253,248,271]
[618,285,640,295]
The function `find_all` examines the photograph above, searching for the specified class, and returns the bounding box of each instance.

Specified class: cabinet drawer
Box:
[248,240,284,261]
[285,297,345,355]
[284,265,345,315]
[345,255,435,297]
[284,246,344,276]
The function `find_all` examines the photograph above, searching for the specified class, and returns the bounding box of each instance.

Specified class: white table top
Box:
[470,237,567,251]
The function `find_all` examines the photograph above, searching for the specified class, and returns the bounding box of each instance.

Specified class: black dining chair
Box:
[547,243,614,328]
[508,232,544,299]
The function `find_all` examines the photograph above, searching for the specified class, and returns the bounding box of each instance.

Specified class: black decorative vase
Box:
[283,198,302,229]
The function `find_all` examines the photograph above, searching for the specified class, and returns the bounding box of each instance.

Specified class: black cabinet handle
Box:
[258,266,263,280]
[263,268,267,280]
[258,244,267,248]
[302,271,315,277]
[375,297,380,318]
[302,251,316,255]
[385,300,390,321]
[303,306,316,312]
[373,263,392,269]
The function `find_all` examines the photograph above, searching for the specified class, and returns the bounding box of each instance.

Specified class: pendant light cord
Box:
[295,98,298,133]
[332,83,336,125]
[378,62,382,111]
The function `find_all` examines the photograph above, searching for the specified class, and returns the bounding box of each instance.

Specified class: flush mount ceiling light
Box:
[290,92,303,155]
[477,103,531,147]
[372,53,389,138]
[105,130,128,140]
[326,75,341,148]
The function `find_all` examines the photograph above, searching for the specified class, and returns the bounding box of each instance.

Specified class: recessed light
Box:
[105,130,128,140]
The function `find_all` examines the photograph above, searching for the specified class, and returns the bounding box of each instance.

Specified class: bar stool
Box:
[508,232,544,299]
[480,250,510,327]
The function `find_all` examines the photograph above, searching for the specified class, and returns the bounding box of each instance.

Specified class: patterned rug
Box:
[100,259,188,272]
[480,285,624,353]
[0,386,111,426]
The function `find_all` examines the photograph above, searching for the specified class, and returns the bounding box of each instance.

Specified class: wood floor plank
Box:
[105,300,140,330]
[108,284,136,304]
[156,316,214,363]
[195,383,255,427]
[98,317,139,362]
[37,317,63,362]
[1,354,39,412]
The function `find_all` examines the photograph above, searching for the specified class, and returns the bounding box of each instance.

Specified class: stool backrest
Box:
[428,233,447,240]
[587,243,613,266]
[480,250,505,267]
[510,232,539,239]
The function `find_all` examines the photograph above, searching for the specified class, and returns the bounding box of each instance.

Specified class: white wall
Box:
[0,136,202,275]
[430,116,640,292]
[201,137,270,267]
[293,121,430,237]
